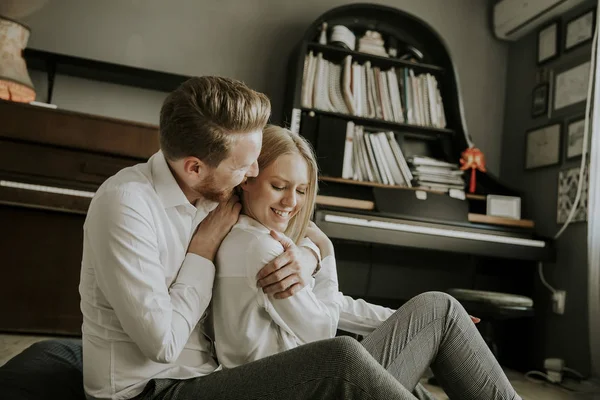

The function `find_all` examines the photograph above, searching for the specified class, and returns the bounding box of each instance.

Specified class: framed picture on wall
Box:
[525,123,562,170]
[554,60,591,110]
[531,83,549,117]
[537,20,560,65]
[565,115,587,160]
[565,8,596,51]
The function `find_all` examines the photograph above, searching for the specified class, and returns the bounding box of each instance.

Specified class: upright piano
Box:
[0,99,159,335]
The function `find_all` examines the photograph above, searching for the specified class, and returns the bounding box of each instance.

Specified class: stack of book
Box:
[339,122,413,186]
[407,156,465,192]
[301,51,447,129]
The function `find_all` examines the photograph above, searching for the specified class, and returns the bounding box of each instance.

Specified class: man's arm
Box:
[256,231,319,299]
[86,190,239,363]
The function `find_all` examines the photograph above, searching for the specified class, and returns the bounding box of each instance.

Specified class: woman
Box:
[213,125,521,400]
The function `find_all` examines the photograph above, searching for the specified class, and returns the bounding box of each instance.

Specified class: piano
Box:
[0,99,159,335]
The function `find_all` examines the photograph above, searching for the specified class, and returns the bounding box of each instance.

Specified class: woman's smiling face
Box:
[241,153,310,232]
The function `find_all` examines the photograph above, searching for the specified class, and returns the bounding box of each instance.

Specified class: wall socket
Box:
[552,290,566,315]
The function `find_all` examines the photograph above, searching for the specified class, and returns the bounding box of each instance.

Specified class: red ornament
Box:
[460,148,487,193]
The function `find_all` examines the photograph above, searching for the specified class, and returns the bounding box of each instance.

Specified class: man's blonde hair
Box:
[255,125,319,244]
[159,76,271,167]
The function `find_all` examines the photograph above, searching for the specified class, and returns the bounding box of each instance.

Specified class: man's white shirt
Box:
[80,151,219,399]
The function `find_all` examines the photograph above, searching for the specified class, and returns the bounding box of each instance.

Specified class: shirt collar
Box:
[237,214,270,233]
[150,151,194,209]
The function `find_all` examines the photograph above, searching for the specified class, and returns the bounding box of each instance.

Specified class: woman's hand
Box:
[305,221,334,258]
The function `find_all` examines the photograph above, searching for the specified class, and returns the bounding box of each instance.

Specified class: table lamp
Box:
[0,16,35,103]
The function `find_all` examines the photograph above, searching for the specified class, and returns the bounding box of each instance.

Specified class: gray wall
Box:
[501,0,595,376]
[17,0,509,174]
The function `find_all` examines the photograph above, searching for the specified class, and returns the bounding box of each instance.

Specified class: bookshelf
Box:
[282,4,471,196]
[306,43,445,74]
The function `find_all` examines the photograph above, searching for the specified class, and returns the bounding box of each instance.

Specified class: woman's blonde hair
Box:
[252,124,319,244]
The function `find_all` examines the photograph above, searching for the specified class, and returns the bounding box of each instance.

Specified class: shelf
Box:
[24,48,191,100]
[307,42,445,74]
[301,108,454,137]
[320,176,461,195]
[320,176,485,202]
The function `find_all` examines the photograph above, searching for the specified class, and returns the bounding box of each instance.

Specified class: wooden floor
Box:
[2,334,599,399]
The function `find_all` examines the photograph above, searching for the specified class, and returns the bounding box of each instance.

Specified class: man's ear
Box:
[182,156,206,178]
[240,177,253,192]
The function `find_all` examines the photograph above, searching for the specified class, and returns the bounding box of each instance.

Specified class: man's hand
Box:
[188,195,241,261]
[470,315,481,324]
[305,221,334,258]
[256,230,318,299]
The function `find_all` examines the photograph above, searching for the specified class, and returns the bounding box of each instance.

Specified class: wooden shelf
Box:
[320,176,485,202]
[468,213,534,229]
[301,108,454,137]
[466,194,486,201]
[307,42,445,74]
[320,176,448,195]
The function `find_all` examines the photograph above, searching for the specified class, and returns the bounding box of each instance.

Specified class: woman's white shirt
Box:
[213,215,394,368]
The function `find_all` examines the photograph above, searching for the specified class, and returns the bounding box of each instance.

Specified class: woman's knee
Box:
[407,291,465,316]
[327,336,375,371]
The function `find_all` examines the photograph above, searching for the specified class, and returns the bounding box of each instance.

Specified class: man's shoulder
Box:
[90,162,157,211]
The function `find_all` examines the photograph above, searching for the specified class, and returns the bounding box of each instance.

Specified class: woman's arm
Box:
[246,234,341,345]
[338,296,395,336]
[304,222,395,336]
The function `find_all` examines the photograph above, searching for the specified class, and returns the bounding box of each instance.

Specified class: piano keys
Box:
[315,208,554,262]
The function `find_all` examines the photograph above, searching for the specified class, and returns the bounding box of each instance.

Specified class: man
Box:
[80,76,516,400]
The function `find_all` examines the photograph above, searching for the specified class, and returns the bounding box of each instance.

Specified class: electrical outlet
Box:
[552,290,566,315]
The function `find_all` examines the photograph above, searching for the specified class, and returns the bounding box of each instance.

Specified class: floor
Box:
[2,334,600,399]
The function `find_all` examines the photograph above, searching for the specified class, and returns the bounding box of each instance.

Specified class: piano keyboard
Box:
[0,180,96,198]
[324,214,546,248]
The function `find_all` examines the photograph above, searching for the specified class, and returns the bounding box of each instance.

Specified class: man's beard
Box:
[192,174,235,203]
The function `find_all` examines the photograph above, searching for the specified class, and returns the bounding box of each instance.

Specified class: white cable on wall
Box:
[538,18,598,294]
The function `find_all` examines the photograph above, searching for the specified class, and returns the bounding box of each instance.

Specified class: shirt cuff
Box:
[176,253,215,299]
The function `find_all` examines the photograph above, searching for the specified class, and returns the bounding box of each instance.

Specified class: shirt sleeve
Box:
[337,295,396,336]
[85,189,214,363]
[245,235,340,344]
[298,237,322,275]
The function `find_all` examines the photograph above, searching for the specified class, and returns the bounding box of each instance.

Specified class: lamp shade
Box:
[0,16,35,103]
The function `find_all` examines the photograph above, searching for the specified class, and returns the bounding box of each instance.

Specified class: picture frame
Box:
[565,8,596,51]
[554,60,591,110]
[565,115,587,160]
[557,164,589,223]
[531,83,549,117]
[525,123,562,170]
[537,20,560,65]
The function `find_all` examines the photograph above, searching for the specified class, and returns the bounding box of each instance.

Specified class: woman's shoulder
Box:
[221,215,285,256]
